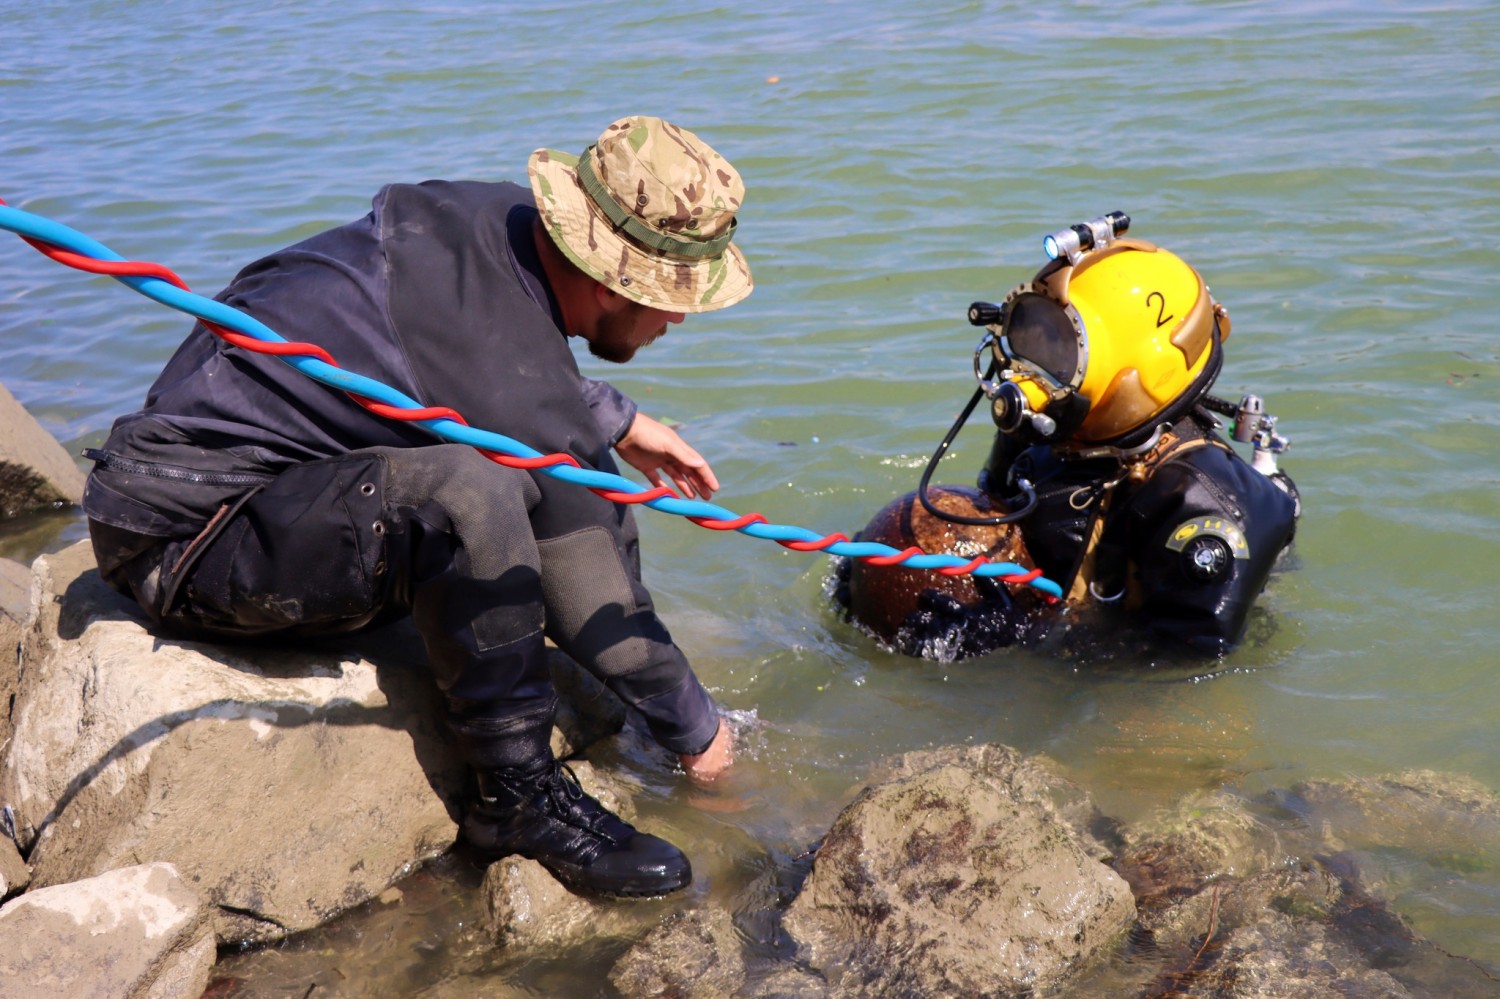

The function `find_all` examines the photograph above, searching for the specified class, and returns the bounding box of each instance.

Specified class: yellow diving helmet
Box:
[972,212,1231,448]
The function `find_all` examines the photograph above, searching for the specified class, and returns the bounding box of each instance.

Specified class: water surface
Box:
[4,1,1500,993]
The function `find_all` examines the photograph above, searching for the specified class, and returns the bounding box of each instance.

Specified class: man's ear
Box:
[593,282,630,314]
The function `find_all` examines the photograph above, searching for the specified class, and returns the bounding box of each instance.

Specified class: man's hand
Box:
[614,412,720,500]
[679,720,734,783]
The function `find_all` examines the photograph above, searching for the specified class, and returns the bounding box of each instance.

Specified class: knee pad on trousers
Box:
[537,526,669,680]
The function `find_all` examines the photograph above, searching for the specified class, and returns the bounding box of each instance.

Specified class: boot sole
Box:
[461,840,692,899]
[548,861,692,900]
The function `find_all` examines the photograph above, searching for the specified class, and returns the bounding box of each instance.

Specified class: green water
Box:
[5,1,1500,993]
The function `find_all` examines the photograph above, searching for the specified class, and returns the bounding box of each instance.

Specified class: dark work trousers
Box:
[105,444,559,771]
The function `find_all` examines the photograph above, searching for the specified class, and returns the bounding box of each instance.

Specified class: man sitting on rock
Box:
[80,116,746,899]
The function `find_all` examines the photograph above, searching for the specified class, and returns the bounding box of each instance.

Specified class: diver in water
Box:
[844,213,1300,658]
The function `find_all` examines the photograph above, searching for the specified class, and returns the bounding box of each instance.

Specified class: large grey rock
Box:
[0,541,465,944]
[782,743,1136,998]
[0,861,215,999]
[0,381,84,519]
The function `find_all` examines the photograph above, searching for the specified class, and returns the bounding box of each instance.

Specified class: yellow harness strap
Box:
[1065,429,1230,607]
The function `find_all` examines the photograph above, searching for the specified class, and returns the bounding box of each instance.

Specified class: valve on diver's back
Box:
[1231,394,1266,444]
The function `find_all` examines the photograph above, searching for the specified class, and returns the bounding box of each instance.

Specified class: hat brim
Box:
[528,148,752,315]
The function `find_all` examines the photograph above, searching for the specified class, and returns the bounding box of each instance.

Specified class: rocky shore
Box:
[3,392,1500,997]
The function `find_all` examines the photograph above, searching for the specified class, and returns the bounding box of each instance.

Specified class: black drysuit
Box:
[82,180,720,768]
[984,415,1300,653]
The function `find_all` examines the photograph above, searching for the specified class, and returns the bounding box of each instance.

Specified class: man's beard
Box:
[586,312,664,364]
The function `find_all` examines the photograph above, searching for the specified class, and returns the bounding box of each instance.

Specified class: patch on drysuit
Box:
[1165,516,1248,584]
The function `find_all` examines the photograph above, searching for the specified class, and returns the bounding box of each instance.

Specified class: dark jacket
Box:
[988,415,1299,652]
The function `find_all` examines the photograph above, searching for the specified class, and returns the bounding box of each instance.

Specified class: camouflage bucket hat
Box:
[528,116,753,314]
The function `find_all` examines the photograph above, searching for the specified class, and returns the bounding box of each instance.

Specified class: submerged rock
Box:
[1115,855,1500,999]
[1104,777,1500,998]
[782,743,1134,997]
[608,906,746,999]
[1115,789,1286,910]
[1269,769,1500,863]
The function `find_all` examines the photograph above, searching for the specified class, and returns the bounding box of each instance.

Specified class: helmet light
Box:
[1042,211,1130,265]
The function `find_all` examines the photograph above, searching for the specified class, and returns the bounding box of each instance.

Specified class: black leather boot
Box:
[463,760,692,898]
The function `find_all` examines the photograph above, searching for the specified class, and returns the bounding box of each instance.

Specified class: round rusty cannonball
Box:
[844,484,1050,652]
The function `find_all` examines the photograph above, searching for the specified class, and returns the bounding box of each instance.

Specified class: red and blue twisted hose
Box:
[0,199,1062,599]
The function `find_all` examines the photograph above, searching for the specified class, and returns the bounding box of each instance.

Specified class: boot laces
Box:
[531,763,623,841]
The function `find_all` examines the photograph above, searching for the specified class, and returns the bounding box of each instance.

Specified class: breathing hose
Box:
[916,363,1038,527]
[0,199,1062,599]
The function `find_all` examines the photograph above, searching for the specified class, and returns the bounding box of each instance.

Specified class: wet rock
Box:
[0,861,216,999]
[1116,790,1285,910]
[885,744,1122,864]
[742,966,829,998]
[0,541,466,944]
[0,381,84,520]
[481,761,633,949]
[782,743,1135,998]
[839,485,1052,660]
[482,856,599,949]
[409,977,532,998]
[609,906,746,999]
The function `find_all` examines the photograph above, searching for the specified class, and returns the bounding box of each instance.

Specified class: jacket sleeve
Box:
[579,377,639,448]
[1123,446,1298,652]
